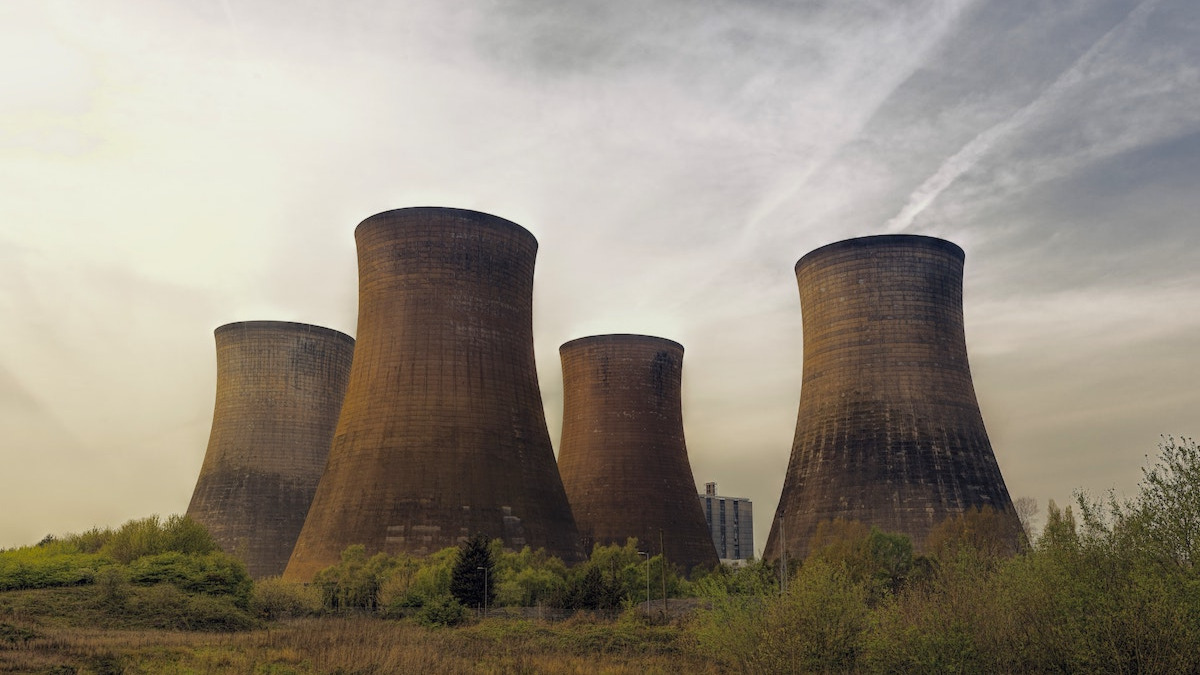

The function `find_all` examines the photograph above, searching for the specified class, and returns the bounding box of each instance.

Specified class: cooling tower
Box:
[765,235,1019,560]
[557,335,719,571]
[284,208,580,580]
[186,321,354,579]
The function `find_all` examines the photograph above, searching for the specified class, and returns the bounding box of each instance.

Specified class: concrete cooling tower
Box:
[557,335,718,571]
[765,235,1020,560]
[187,321,354,579]
[284,208,580,581]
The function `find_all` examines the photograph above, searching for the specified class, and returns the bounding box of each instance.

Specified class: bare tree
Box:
[1014,496,1041,543]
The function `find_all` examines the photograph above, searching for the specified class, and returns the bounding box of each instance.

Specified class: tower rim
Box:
[795,234,965,274]
[560,333,684,354]
[214,321,354,344]
[354,207,537,248]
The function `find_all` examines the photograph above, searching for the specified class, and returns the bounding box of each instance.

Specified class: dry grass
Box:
[1,615,725,675]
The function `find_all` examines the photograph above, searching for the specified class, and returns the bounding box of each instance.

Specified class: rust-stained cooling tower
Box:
[765,235,1019,560]
[284,208,580,580]
[187,321,354,579]
[557,335,718,571]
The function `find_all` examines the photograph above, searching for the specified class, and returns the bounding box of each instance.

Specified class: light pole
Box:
[779,516,788,596]
[476,566,489,618]
[637,551,649,618]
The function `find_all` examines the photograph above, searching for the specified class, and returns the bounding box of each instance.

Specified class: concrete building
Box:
[284,208,580,581]
[699,483,754,563]
[557,335,718,571]
[187,321,354,579]
[765,235,1020,560]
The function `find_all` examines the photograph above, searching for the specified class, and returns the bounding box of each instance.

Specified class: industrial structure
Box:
[284,208,580,581]
[699,482,753,563]
[765,235,1020,560]
[186,321,354,579]
[557,335,718,571]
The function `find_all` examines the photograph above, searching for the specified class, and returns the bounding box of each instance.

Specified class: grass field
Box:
[1,608,720,675]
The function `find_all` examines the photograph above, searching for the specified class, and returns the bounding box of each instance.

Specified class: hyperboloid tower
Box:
[187,320,354,579]
[284,208,580,581]
[765,235,1020,560]
[557,334,718,571]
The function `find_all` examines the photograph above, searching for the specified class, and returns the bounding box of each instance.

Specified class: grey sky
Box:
[1,0,1196,551]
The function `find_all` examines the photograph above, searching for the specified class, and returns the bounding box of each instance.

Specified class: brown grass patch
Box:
[0,615,725,674]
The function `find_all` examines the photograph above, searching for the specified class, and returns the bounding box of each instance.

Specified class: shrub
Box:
[251,577,323,620]
[99,514,217,564]
[415,595,468,628]
[861,548,1003,675]
[126,551,252,606]
[312,545,400,611]
[94,565,129,608]
[0,547,110,591]
[924,506,1023,560]
[123,583,257,631]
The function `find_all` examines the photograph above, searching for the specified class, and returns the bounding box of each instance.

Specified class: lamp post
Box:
[476,566,489,618]
[637,551,649,618]
[779,516,788,596]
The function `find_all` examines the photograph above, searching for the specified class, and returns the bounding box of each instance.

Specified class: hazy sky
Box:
[3,0,1197,552]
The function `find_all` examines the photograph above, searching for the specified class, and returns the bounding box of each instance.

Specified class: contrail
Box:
[883,0,1159,233]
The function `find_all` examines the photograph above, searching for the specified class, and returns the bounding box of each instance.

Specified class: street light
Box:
[637,551,649,618]
[476,566,489,618]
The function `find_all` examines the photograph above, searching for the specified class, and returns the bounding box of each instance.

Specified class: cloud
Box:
[1,0,1197,550]
[885,0,1163,233]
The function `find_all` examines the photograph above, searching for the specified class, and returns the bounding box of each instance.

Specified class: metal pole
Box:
[659,528,667,617]
[638,551,649,618]
[779,516,788,596]
[477,566,488,618]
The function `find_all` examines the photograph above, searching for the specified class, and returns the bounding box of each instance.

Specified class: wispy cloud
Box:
[1,0,1197,547]
[885,0,1161,232]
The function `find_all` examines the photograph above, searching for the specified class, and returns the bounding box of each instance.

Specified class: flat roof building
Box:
[700,483,753,563]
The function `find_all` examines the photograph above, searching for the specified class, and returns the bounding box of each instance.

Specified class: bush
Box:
[312,545,397,611]
[251,577,323,620]
[415,595,468,628]
[123,583,257,631]
[861,548,1003,675]
[94,565,129,608]
[692,559,869,674]
[126,551,252,607]
[99,514,218,564]
[0,547,110,591]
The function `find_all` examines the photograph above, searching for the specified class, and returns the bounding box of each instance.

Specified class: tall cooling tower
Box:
[284,208,580,580]
[557,335,718,571]
[765,235,1019,560]
[187,321,354,579]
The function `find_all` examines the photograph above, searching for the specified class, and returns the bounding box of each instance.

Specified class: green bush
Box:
[99,514,218,564]
[126,551,252,607]
[415,595,468,627]
[312,545,398,611]
[250,577,323,620]
[122,582,257,631]
[0,547,110,591]
[694,559,868,675]
[860,548,1003,675]
[94,565,129,608]
[492,546,568,608]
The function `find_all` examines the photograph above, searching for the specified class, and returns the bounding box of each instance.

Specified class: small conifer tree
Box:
[450,533,496,610]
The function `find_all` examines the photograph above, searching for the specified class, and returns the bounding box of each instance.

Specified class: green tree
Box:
[1128,436,1199,572]
[449,534,495,610]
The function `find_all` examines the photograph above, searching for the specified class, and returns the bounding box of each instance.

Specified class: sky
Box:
[2,0,1197,552]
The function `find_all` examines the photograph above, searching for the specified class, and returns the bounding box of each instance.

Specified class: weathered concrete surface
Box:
[187,321,354,579]
[558,335,718,571]
[284,208,581,581]
[765,235,1020,560]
